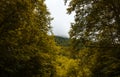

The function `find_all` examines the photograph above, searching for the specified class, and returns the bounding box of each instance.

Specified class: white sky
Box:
[45,0,74,37]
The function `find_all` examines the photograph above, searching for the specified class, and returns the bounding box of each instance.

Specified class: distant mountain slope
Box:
[54,36,70,46]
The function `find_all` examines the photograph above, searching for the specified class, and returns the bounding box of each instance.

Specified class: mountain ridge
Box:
[54,35,69,46]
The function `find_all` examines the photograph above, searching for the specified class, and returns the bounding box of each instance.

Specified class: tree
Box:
[66,0,120,48]
[66,0,120,76]
[0,0,55,76]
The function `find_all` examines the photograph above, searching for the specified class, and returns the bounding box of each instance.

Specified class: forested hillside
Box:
[54,36,69,46]
[0,0,120,77]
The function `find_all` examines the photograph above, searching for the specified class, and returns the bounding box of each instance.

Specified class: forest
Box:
[0,0,120,77]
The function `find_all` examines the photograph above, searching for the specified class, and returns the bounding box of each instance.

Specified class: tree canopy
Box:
[66,0,120,76]
[66,0,120,49]
[0,0,56,76]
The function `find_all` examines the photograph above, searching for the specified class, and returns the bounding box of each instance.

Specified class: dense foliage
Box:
[65,0,120,77]
[0,0,56,77]
[0,0,120,77]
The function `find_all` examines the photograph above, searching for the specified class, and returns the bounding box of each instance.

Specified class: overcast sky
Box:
[45,0,74,37]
